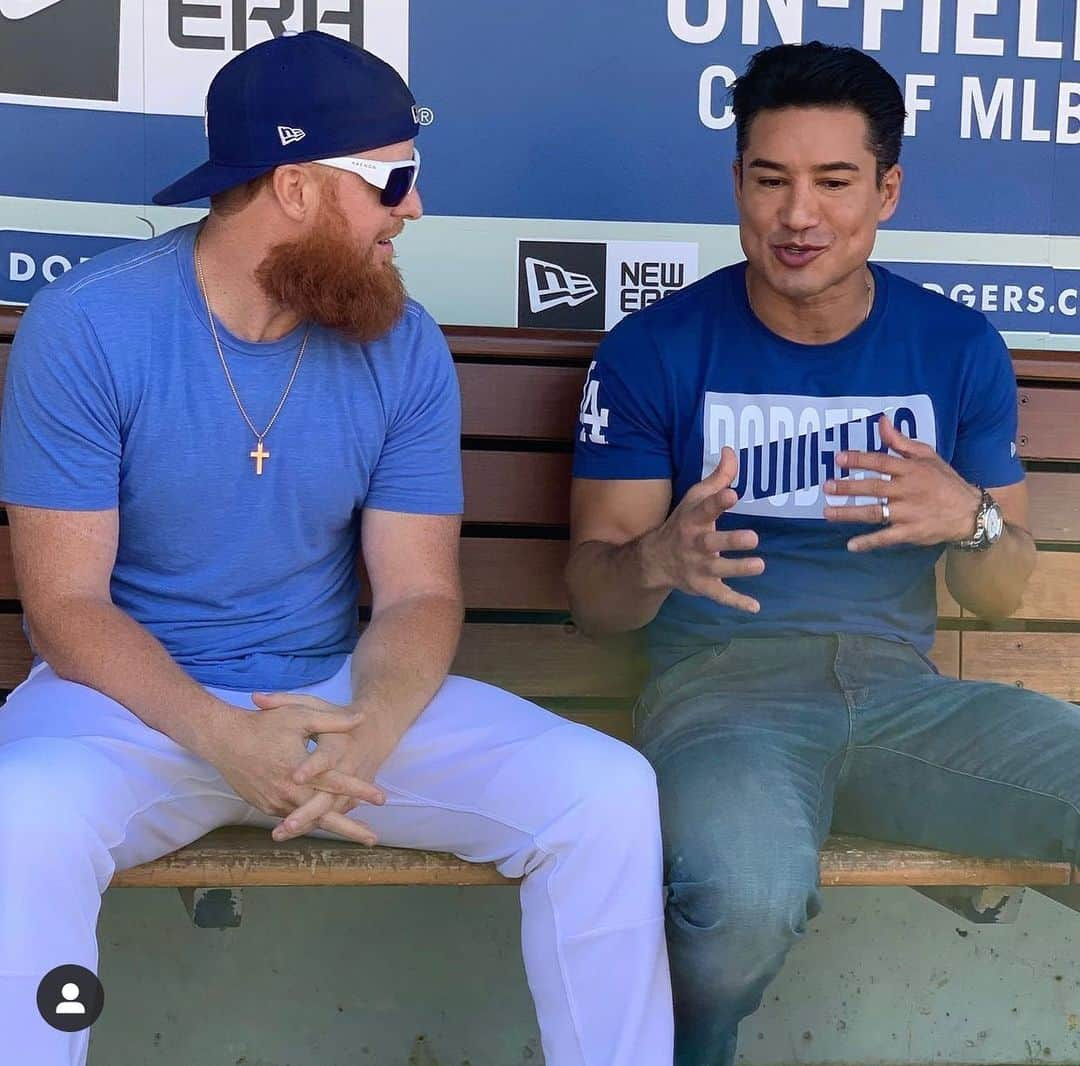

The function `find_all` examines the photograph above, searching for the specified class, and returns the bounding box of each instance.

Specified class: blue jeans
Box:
[633,634,1080,1066]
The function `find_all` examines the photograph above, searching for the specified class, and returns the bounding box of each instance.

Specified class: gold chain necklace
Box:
[193,236,310,476]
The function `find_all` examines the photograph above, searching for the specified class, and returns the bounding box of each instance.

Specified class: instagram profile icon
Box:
[36,964,105,1032]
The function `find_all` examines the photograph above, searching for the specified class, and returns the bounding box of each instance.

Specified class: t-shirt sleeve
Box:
[950,321,1025,489]
[365,308,464,514]
[0,287,121,510]
[571,314,672,480]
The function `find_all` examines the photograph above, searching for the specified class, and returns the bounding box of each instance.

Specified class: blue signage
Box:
[0,231,133,303]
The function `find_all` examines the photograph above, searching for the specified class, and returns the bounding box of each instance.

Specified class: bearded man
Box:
[0,31,673,1066]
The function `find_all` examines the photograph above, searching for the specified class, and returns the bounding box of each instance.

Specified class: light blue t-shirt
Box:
[573,261,1024,677]
[0,223,463,690]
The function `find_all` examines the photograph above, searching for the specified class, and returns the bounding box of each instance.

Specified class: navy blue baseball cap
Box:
[152,31,421,206]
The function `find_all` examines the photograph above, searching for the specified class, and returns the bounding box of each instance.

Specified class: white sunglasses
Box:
[311,148,421,207]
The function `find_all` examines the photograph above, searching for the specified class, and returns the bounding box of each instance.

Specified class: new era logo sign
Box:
[0,0,66,18]
[517,239,698,331]
[525,257,598,314]
[277,125,306,146]
[517,241,607,330]
[0,0,120,101]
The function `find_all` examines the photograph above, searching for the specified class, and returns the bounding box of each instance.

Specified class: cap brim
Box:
[151,160,276,206]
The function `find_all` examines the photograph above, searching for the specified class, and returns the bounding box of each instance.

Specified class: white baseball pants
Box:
[0,659,673,1065]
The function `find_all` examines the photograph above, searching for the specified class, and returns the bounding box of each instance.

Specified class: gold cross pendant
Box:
[250,439,270,475]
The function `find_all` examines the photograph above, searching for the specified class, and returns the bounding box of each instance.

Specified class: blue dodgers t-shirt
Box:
[0,223,463,691]
[573,261,1024,677]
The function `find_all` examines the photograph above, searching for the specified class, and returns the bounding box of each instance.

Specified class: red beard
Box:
[255,193,407,343]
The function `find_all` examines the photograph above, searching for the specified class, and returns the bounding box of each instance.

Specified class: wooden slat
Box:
[0,308,22,338]
[1011,551,1080,621]
[112,827,512,887]
[458,363,583,440]
[452,623,647,699]
[0,527,11,598]
[930,630,959,678]
[0,614,29,687]
[0,527,1066,616]
[1019,388,1080,460]
[962,633,1080,701]
[359,539,570,612]
[109,824,1072,888]
[463,451,571,525]
[463,459,1080,542]
[445,324,598,363]
[1028,471,1080,543]
[460,370,1080,457]
[0,621,980,696]
[455,624,959,697]
[1013,349,1080,384]
[818,834,1071,887]
[1,310,1078,382]
[459,539,568,610]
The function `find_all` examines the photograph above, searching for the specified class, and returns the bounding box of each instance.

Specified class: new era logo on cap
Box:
[525,258,598,313]
[277,125,306,146]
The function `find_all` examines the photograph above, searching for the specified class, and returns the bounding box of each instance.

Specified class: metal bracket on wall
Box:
[913,885,1025,924]
[1034,886,1080,914]
[177,887,244,929]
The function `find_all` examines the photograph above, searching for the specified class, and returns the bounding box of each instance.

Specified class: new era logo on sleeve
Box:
[277,125,306,146]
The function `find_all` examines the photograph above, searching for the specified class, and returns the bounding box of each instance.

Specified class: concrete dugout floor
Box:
[86,884,1080,1066]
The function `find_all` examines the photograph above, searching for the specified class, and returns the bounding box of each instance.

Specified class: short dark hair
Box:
[731,42,906,184]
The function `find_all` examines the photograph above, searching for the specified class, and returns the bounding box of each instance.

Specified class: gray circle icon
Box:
[36,965,104,1032]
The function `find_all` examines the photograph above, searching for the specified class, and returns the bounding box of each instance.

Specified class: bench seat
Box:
[110,826,1077,889]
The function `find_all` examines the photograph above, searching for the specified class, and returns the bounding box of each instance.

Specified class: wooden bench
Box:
[2,307,1080,928]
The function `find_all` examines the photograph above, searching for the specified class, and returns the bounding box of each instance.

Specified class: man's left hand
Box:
[823,414,981,552]
[251,692,393,843]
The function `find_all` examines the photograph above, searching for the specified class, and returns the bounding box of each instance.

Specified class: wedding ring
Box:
[880,499,891,525]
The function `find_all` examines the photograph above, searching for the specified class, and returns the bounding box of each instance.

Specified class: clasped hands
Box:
[212,692,391,846]
[648,415,981,614]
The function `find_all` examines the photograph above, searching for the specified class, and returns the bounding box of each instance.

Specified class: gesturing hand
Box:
[647,445,765,613]
[823,414,981,552]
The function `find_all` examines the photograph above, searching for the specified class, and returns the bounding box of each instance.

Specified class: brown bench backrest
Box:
[1,311,1079,742]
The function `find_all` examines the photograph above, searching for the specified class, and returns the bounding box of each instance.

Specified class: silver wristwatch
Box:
[954,489,1005,551]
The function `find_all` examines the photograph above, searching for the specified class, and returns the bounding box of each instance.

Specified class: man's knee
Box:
[555,731,661,843]
[665,852,820,1001]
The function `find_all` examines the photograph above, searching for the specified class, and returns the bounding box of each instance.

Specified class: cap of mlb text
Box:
[152,31,420,206]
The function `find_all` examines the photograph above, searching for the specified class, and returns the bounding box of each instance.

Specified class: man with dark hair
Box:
[567,40,1076,1065]
[0,31,674,1066]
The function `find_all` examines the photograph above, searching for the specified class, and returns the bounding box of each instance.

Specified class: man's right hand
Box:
[205,701,383,844]
[641,445,764,613]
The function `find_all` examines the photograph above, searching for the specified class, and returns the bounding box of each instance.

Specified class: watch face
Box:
[985,503,1005,541]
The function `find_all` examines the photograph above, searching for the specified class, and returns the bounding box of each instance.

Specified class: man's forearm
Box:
[565,533,673,638]
[945,523,1037,620]
[348,593,464,758]
[25,597,235,760]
